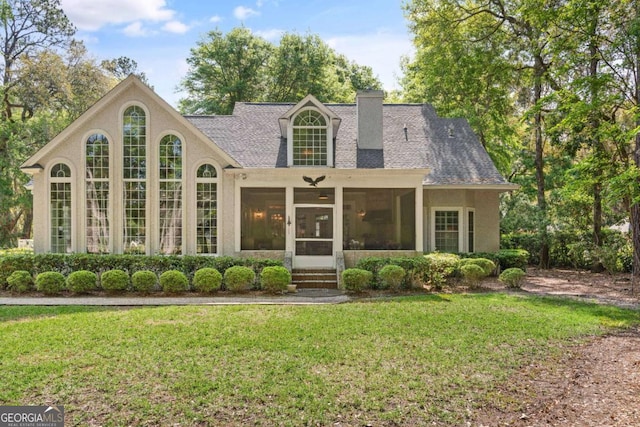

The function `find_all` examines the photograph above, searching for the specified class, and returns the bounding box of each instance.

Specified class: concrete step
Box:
[291,269,338,289]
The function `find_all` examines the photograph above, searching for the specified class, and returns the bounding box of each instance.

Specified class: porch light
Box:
[357,209,366,219]
[253,209,265,219]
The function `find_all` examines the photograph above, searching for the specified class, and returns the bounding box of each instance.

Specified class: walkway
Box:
[0,288,351,306]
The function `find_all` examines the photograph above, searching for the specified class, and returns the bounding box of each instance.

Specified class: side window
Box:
[434,210,460,253]
[50,163,72,253]
[196,164,217,254]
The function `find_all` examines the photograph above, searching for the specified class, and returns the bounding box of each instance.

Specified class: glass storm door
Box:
[293,205,335,268]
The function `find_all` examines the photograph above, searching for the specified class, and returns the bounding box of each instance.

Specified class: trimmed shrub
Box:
[342,268,373,293]
[160,270,189,293]
[6,270,34,293]
[495,249,529,270]
[499,268,526,289]
[260,266,291,294]
[101,269,130,292]
[378,265,405,291]
[192,268,222,293]
[424,253,460,290]
[224,266,255,292]
[132,270,158,293]
[66,270,98,293]
[35,272,66,295]
[460,264,486,288]
[460,258,496,276]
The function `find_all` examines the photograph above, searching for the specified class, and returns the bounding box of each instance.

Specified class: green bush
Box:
[460,258,495,276]
[6,270,33,293]
[355,256,429,289]
[499,268,526,289]
[160,270,189,293]
[101,269,130,292]
[192,268,222,293]
[35,272,66,295]
[378,265,405,291]
[460,264,486,288]
[342,268,373,293]
[224,266,255,292]
[424,253,460,290]
[66,270,97,293]
[131,270,158,293]
[260,266,291,294]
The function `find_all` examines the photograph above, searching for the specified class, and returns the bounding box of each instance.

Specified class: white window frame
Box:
[466,208,475,253]
[194,162,219,255]
[430,207,463,253]
[287,107,334,167]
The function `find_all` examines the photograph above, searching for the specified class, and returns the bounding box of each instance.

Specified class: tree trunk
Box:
[534,56,549,268]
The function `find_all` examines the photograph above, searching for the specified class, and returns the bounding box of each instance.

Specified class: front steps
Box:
[291,269,338,289]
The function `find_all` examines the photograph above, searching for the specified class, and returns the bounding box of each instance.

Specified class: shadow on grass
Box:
[0,305,137,323]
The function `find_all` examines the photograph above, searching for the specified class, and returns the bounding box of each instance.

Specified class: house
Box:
[21,75,517,271]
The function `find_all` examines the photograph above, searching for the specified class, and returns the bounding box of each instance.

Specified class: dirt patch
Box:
[473,269,640,426]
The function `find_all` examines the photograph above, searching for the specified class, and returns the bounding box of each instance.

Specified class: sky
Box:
[58,0,414,108]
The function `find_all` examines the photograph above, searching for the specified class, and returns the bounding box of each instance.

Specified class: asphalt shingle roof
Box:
[185,101,511,186]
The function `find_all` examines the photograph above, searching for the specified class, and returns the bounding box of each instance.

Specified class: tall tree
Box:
[179,27,273,115]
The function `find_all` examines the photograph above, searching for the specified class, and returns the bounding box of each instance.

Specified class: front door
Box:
[293,205,335,268]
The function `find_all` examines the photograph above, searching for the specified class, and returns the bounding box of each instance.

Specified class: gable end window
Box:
[123,106,146,253]
[292,109,328,166]
[159,134,183,254]
[196,164,218,254]
[86,133,110,253]
[50,163,72,253]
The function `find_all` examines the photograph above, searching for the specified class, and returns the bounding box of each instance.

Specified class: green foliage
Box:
[378,265,406,291]
[66,270,97,293]
[355,256,429,289]
[423,253,460,290]
[224,266,256,292]
[160,270,189,293]
[131,270,158,293]
[260,266,291,294]
[499,268,526,289]
[100,270,129,293]
[6,270,33,293]
[35,272,65,295]
[192,268,222,293]
[341,268,373,293]
[459,258,495,276]
[460,264,486,288]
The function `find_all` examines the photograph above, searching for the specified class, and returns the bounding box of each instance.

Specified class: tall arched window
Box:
[293,109,327,166]
[50,163,72,253]
[196,164,217,254]
[159,134,182,254]
[123,106,146,253]
[86,133,109,253]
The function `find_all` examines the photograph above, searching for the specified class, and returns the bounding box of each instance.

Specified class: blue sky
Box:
[59,0,414,108]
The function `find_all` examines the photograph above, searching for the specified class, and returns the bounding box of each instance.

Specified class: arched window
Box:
[159,134,182,254]
[123,106,146,253]
[196,164,217,254]
[86,133,109,253]
[50,163,72,253]
[293,109,328,166]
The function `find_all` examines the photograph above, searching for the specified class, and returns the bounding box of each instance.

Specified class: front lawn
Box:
[1,294,638,425]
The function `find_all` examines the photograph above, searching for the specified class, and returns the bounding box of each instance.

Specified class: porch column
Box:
[335,185,343,251]
[285,186,294,252]
[415,184,424,252]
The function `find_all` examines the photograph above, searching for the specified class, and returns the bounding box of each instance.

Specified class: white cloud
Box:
[254,28,284,41]
[210,15,222,23]
[234,6,260,20]
[162,20,190,34]
[61,0,175,31]
[326,31,413,91]
[123,22,149,37]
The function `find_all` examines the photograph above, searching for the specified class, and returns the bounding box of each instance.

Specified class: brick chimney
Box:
[356,90,384,150]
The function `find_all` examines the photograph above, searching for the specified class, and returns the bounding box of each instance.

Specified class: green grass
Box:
[1,294,638,426]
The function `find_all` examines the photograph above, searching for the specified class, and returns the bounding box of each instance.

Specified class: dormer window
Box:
[292,109,328,166]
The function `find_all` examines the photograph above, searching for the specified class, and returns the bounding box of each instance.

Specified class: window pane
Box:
[435,211,459,252]
[293,109,327,166]
[50,182,71,253]
[343,188,415,250]
[468,211,475,253]
[123,181,145,253]
[196,179,217,254]
[241,188,285,250]
[123,106,146,252]
[159,182,182,254]
[86,181,109,253]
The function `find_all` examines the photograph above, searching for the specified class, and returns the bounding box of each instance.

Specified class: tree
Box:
[179,27,273,115]
[178,28,382,115]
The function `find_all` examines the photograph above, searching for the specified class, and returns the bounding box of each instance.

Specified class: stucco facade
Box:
[22,76,517,268]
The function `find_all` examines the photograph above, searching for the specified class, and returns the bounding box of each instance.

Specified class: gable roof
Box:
[21,75,241,171]
[186,101,515,188]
